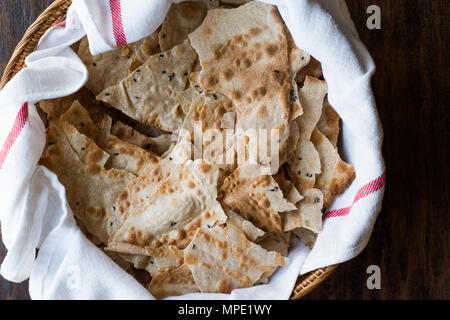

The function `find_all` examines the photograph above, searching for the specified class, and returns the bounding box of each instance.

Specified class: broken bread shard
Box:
[188,2,294,169]
[40,120,134,243]
[311,128,355,209]
[108,160,227,250]
[184,224,288,293]
[97,40,198,132]
[220,165,296,241]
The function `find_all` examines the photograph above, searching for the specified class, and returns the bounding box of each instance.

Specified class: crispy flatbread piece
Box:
[105,242,184,278]
[295,56,323,83]
[159,1,218,51]
[317,96,340,147]
[256,232,291,257]
[273,169,303,205]
[220,165,296,241]
[40,120,134,243]
[293,227,318,249]
[78,37,146,95]
[184,225,288,293]
[97,40,198,132]
[39,87,104,122]
[129,30,161,72]
[108,160,227,249]
[111,121,172,155]
[223,206,265,242]
[288,39,310,120]
[188,2,293,169]
[61,102,162,176]
[148,264,199,299]
[311,128,355,209]
[286,76,327,193]
[282,188,323,233]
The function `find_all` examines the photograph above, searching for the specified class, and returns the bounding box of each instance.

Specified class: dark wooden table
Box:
[0,0,448,300]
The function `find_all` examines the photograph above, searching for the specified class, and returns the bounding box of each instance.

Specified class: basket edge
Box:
[0,0,72,89]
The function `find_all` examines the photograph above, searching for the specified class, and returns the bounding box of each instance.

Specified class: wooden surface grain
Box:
[0,0,448,300]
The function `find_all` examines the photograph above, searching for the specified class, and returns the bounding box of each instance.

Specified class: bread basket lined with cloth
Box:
[0,0,385,299]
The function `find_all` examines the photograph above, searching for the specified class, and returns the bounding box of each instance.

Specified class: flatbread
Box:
[61,101,162,176]
[311,128,355,209]
[288,120,300,154]
[180,89,235,165]
[111,121,172,155]
[256,232,290,257]
[223,206,265,242]
[148,264,199,299]
[293,227,318,249]
[97,40,198,132]
[104,140,197,235]
[184,224,288,293]
[286,76,327,193]
[176,86,198,114]
[158,1,218,51]
[40,120,134,243]
[282,188,323,233]
[188,2,293,169]
[108,160,227,249]
[295,56,323,83]
[317,96,340,147]
[220,165,296,241]
[60,100,110,144]
[288,39,310,121]
[78,36,145,95]
[39,87,104,122]
[296,76,328,140]
[273,169,303,205]
[286,140,321,192]
[129,29,161,72]
[105,242,184,277]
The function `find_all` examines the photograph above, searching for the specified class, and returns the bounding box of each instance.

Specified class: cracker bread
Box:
[108,160,227,249]
[317,96,340,147]
[40,120,134,243]
[111,121,172,155]
[256,232,291,257]
[311,128,355,209]
[184,224,288,293]
[288,39,310,120]
[97,40,198,132]
[78,37,145,95]
[148,264,199,299]
[286,76,327,193]
[282,188,323,233]
[223,206,265,242]
[273,169,303,205]
[295,56,323,83]
[61,101,163,176]
[159,1,218,51]
[220,165,296,241]
[293,227,318,249]
[39,87,104,122]
[188,2,293,169]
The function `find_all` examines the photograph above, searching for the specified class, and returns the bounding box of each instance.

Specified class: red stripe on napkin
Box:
[109,0,127,46]
[323,171,386,219]
[0,103,29,170]
[53,21,66,28]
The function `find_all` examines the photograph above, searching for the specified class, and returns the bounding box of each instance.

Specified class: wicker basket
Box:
[0,0,338,300]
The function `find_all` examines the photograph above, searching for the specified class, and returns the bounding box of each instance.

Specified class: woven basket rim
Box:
[0,0,338,300]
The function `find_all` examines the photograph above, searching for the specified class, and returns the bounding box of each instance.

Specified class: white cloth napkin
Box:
[0,0,385,300]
